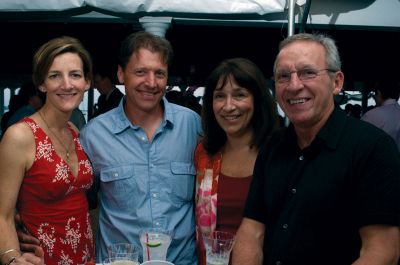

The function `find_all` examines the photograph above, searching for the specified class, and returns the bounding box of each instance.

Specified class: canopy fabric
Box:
[0,0,286,15]
[0,0,84,11]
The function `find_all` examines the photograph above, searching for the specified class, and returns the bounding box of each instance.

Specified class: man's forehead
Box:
[276,42,325,66]
[130,49,167,67]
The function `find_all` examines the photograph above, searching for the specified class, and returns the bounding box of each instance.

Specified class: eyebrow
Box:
[277,64,316,71]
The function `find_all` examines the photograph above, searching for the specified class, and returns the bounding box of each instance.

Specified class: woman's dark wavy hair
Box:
[202,58,279,155]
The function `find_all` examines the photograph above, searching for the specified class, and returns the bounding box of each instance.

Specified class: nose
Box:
[222,96,235,111]
[286,72,304,92]
[61,75,73,89]
[145,73,156,88]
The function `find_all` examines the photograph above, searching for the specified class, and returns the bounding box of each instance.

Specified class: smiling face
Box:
[40,52,89,112]
[274,41,343,130]
[118,48,168,117]
[212,76,254,139]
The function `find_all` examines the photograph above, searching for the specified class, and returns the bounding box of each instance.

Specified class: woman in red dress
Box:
[195,58,279,265]
[0,36,94,265]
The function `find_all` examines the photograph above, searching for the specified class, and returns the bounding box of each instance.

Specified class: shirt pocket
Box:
[99,165,135,208]
[169,161,196,206]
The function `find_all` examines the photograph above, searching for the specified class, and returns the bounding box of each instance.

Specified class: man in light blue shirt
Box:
[81,32,201,264]
[81,97,200,264]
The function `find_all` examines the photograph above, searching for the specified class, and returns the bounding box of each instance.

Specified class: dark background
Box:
[0,21,399,91]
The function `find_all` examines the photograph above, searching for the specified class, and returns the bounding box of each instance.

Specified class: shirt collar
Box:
[382,98,398,106]
[105,86,118,100]
[283,107,346,151]
[111,96,174,134]
[316,107,347,150]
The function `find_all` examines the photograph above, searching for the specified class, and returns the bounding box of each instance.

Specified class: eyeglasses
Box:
[274,68,338,84]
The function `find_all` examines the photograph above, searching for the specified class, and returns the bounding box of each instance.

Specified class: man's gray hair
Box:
[273,33,341,73]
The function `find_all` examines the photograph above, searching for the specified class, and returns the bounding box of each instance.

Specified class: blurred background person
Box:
[362,80,400,151]
[92,64,123,117]
[69,107,87,130]
[4,81,45,131]
[165,89,202,115]
[1,94,20,137]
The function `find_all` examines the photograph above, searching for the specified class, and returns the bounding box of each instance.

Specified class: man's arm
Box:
[15,213,43,253]
[352,225,400,265]
[232,218,265,265]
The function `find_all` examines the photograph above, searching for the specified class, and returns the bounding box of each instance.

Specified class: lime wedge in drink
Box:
[146,241,161,247]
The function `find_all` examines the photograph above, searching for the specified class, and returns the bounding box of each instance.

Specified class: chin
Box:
[288,115,309,125]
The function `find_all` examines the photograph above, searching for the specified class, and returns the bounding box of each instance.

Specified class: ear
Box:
[39,85,46,93]
[117,65,124,84]
[85,80,91,91]
[332,71,344,96]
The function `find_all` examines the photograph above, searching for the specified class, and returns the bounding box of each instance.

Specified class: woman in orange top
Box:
[195,58,279,264]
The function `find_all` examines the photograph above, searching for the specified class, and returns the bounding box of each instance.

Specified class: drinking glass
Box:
[102,256,139,265]
[141,261,175,265]
[106,243,139,265]
[139,228,173,262]
[202,231,235,265]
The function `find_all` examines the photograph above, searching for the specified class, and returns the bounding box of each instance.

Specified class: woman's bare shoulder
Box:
[1,122,34,149]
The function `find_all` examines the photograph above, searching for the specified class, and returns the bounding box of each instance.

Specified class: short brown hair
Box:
[32,36,93,87]
[118,31,173,70]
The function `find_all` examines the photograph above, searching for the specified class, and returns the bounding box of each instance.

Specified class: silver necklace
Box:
[38,110,73,161]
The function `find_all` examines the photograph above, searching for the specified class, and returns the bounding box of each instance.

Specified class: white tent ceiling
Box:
[0,0,399,112]
[0,0,399,29]
[0,0,286,14]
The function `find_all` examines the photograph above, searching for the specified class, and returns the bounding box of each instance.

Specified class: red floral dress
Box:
[17,117,95,265]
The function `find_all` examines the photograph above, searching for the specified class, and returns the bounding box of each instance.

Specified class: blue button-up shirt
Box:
[80,97,202,264]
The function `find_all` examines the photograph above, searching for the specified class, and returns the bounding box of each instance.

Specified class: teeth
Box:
[142,92,155,97]
[289,98,306,105]
[224,115,239,120]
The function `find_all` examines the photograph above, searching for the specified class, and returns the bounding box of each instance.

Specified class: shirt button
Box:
[141,136,146,141]
[299,155,304,161]
[291,188,297,194]
[114,173,119,177]
[152,193,157,198]
[155,222,160,226]
[282,224,288,229]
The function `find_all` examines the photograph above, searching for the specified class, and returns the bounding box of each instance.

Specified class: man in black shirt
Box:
[232,33,400,265]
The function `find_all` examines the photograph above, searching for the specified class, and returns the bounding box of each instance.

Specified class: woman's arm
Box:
[0,123,42,265]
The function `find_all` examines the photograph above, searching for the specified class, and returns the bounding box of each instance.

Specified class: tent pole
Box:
[287,0,296,36]
[299,0,312,33]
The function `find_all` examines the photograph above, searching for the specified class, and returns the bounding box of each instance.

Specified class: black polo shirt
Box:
[244,107,400,265]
